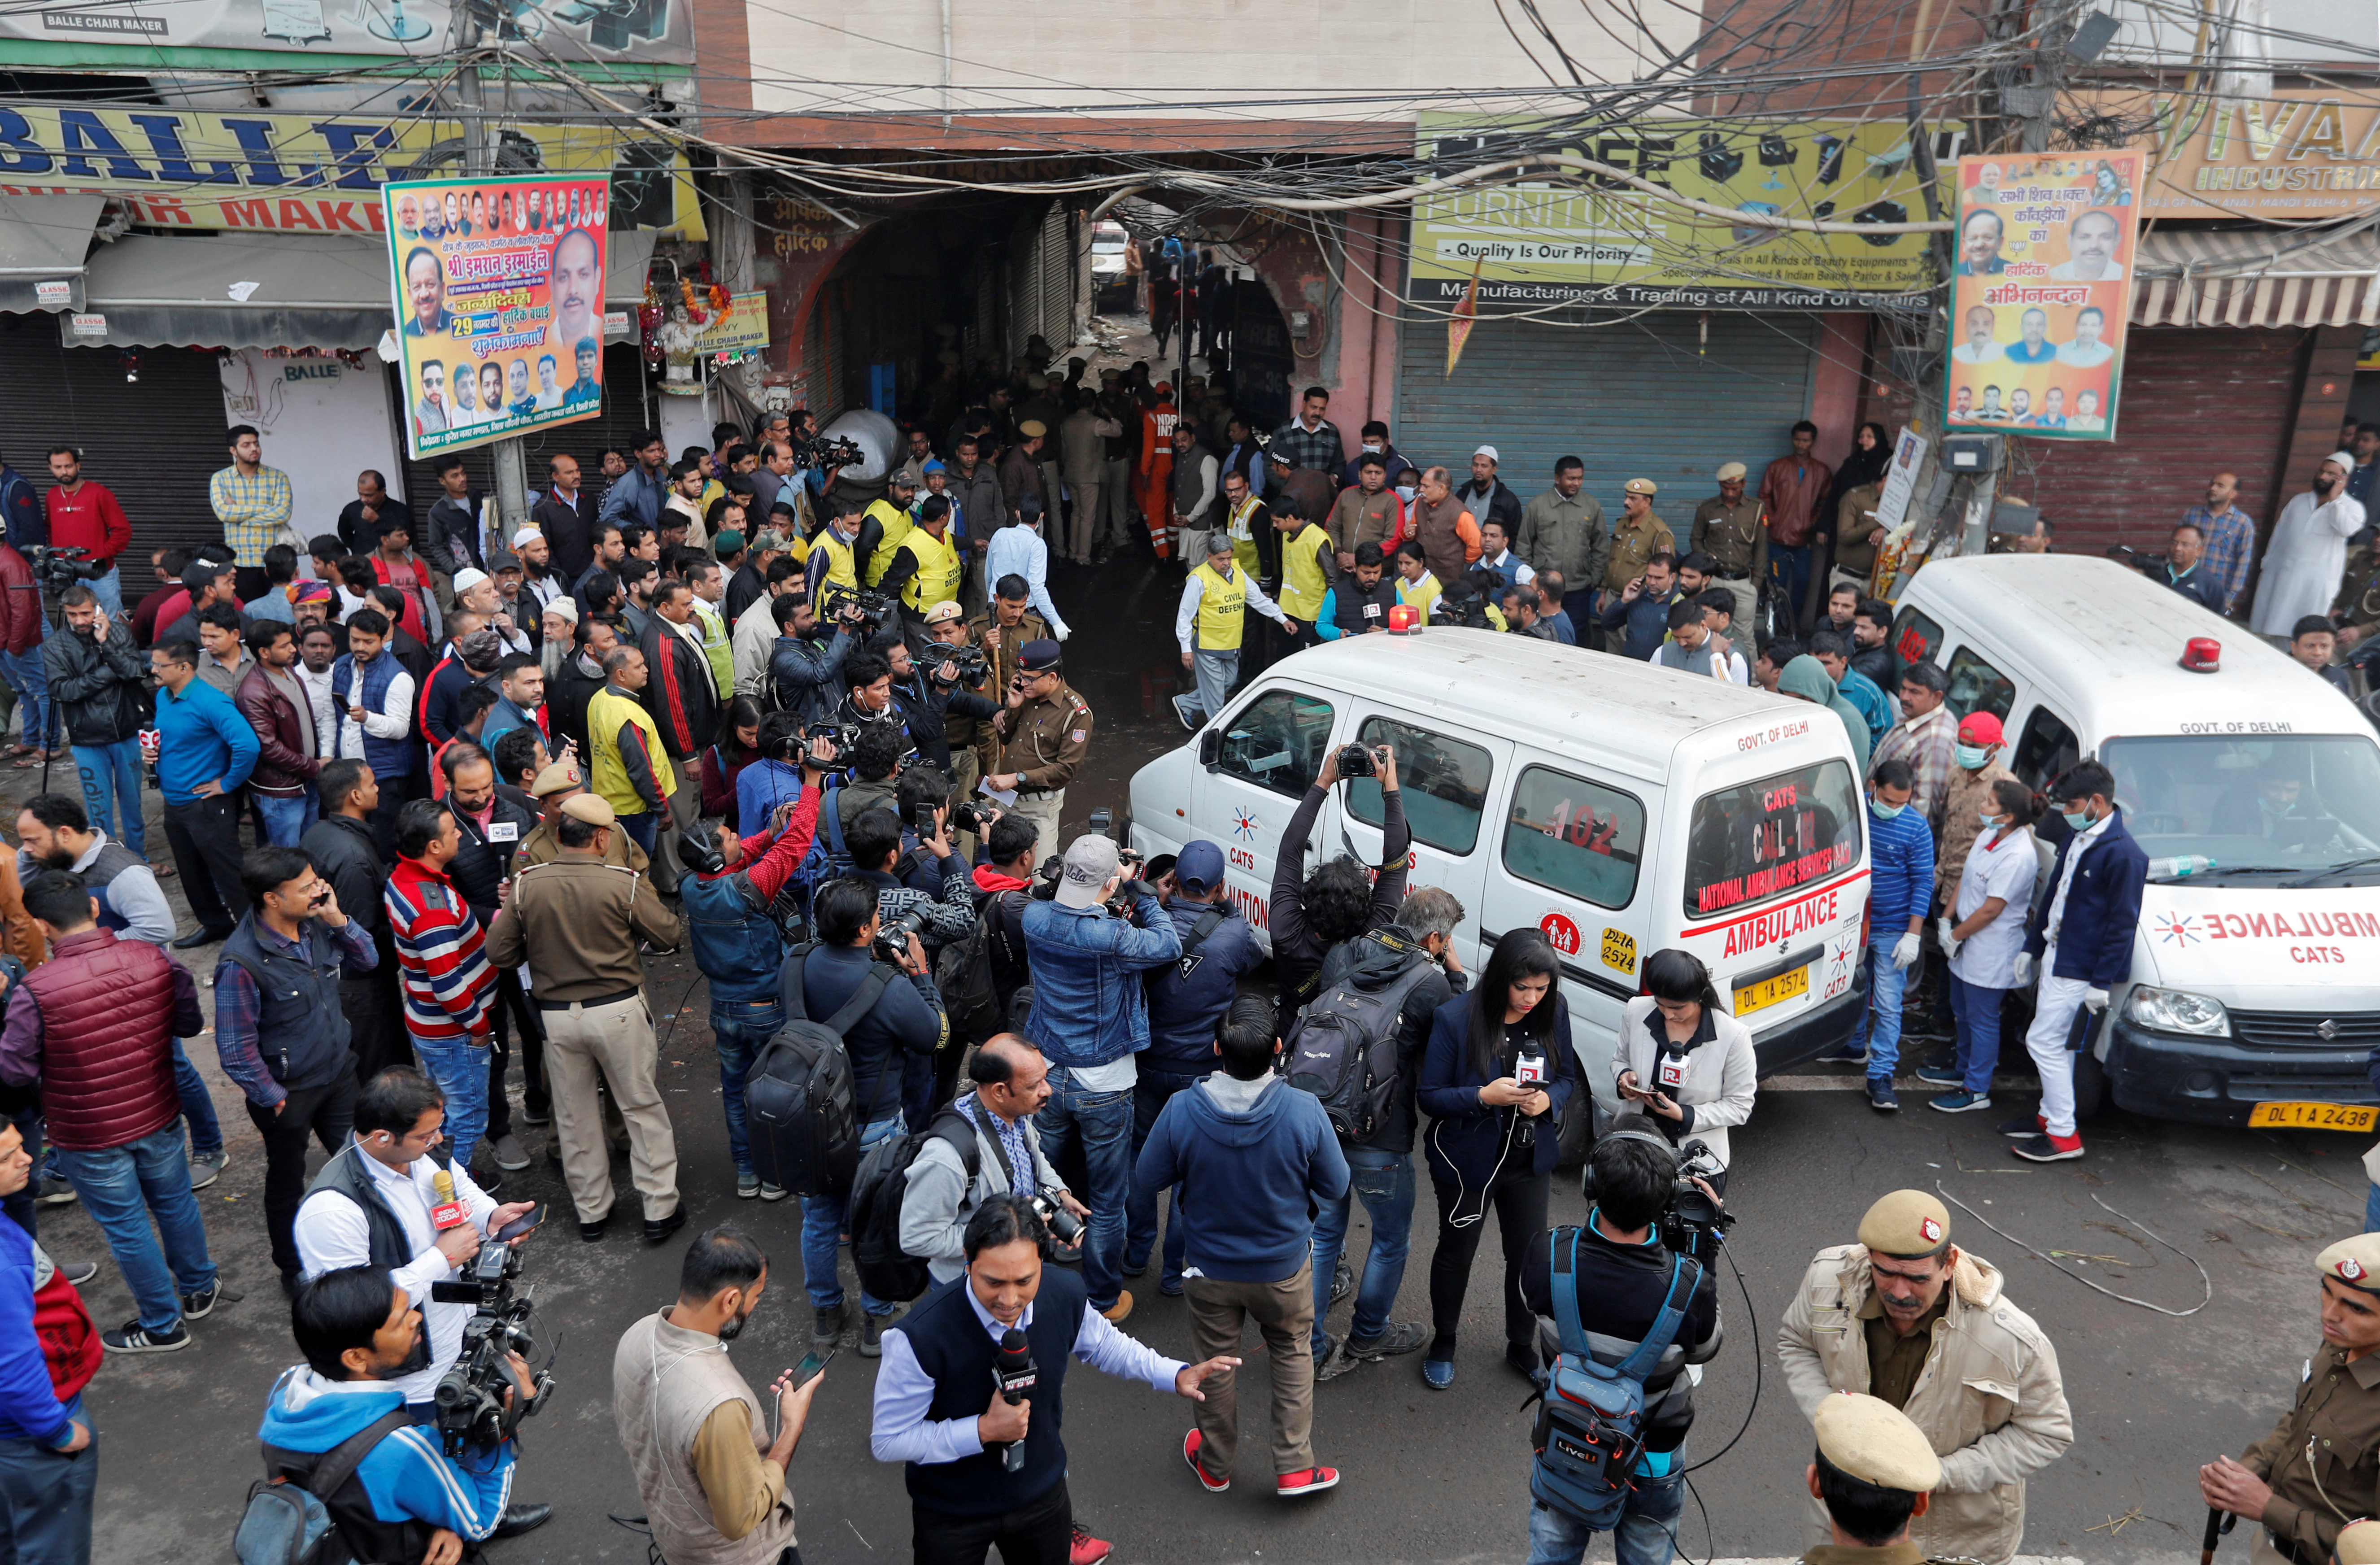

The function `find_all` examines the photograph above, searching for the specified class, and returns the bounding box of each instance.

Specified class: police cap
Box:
[1858,1190,1952,1259]
[1019,638,1062,674]
[2318,1233,2380,1294]
[560,793,616,826]
[1813,1393,1943,1494]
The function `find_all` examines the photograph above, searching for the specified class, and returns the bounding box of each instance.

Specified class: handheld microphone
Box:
[429,1169,469,1232]
[992,1328,1036,1474]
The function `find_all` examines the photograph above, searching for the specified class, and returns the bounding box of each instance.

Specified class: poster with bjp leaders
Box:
[384,173,610,458]
[1943,149,2140,442]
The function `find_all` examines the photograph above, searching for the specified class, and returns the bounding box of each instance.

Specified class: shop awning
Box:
[2132,227,2380,329]
[0,194,103,315]
[66,232,392,350]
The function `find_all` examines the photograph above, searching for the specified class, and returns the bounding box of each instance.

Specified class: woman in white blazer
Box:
[1612,949,1759,1180]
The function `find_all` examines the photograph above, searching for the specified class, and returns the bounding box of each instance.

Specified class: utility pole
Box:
[458,12,531,556]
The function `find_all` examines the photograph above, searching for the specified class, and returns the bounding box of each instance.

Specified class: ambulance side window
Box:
[1217,689,1335,799]
[1890,606,1943,674]
[1943,644,2016,724]
[1503,765,1645,910]
[2013,706,2079,792]
[1347,716,1492,854]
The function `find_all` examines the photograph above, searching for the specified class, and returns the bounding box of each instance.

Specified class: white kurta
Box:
[2251,489,2366,635]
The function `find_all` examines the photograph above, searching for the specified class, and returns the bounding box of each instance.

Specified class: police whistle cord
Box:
[1934,1185,2212,1318]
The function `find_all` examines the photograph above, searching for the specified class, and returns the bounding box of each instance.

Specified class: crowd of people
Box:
[0,340,2373,1565]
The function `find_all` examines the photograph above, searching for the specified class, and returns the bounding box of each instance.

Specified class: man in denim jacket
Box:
[1020,834,1181,1322]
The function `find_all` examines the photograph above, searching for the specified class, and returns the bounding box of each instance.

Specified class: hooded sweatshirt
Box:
[1132,1072,1348,1282]
[1778,654,1871,770]
[257,1365,516,1543]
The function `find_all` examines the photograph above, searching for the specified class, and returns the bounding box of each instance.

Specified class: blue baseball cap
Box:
[1175,840,1226,894]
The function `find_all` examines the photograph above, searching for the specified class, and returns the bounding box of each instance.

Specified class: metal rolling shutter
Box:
[1037,203,1072,349]
[1397,310,1820,513]
[0,317,228,566]
[399,343,656,519]
[2010,326,2306,554]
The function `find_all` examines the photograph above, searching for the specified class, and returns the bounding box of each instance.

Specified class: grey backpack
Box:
[236,1408,410,1565]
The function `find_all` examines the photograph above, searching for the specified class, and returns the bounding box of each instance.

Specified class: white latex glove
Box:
[1892,932,1921,970]
[2084,986,2110,1013]
[1936,915,1962,961]
[1054,625,1070,642]
[2013,952,2035,987]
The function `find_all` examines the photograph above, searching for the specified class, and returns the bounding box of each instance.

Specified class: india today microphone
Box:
[429,1169,471,1232]
[992,1329,1036,1473]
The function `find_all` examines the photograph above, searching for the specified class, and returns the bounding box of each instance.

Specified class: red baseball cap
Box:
[1957,712,2004,745]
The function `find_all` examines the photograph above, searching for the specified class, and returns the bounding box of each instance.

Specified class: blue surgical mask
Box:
[1979,809,2005,827]
[1870,798,1904,820]
[2060,806,2094,831]
[1954,743,1991,770]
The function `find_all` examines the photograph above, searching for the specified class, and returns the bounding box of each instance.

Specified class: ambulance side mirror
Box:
[1198,729,1221,770]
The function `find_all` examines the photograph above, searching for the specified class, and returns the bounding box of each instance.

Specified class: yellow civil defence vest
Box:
[1227,496,1263,580]
[587,685,676,817]
[864,500,913,586]
[1278,523,1330,622]
[898,526,963,612]
[815,528,859,591]
[1190,561,1246,651]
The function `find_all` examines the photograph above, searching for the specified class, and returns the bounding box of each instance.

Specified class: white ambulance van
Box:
[1127,629,1873,1094]
[1888,553,2380,1128]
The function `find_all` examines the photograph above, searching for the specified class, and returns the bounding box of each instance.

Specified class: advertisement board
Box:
[2124,90,2380,219]
[1407,113,1958,312]
[1943,149,2143,442]
[0,0,693,61]
[0,103,702,236]
[385,173,607,458]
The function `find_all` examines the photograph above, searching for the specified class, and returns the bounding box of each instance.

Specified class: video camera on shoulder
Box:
[791,432,866,470]
[1578,1129,1737,1264]
[28,544,92,594]
[426,1243,550,1457]
[818,581,897,636]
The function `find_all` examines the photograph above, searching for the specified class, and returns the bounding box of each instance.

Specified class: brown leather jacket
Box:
[234,663,322,798]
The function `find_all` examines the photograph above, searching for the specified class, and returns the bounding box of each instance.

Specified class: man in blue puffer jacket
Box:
[1021,833,1180,1324]
[1127,840,1264,1295]
[259,1266,532,1565]
[1136,994,1349,1499]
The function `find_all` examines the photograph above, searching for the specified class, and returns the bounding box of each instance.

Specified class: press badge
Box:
[488,822,519,843]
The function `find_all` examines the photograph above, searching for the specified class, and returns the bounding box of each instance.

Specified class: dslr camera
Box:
[427,1242,550,1457]
[872,905,930,967]
[929,644,990,689]
[949,799,993,836]
[1335,742,1381,780]
[1029,1190,1084,1247]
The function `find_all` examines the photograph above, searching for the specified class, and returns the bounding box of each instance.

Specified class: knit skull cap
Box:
[541,597,578,624]
[512,526,544,549]
[1813,1393,1943,1495]
[2319,1233,2380,1293]
[559,792,615,826]
[529,762,582,797]
[1857,1190,1951,1257]
[451,568,491,596]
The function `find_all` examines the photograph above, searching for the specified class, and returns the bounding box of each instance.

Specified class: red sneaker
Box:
[1069,1523,1112,1565]
[1277,1465,1341,1497]
[1183,1428,1229,1492]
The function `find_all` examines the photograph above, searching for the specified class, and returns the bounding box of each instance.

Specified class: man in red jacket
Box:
[1759,420,1834,635]
[42,448,133,619]
[0,871,217,1354]
[235,622,326,846]
[0,1119,101,1565]
[0,541,47,763]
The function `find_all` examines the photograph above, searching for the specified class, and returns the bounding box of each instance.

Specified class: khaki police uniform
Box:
[994,681,1092,863]
[484,806,684,1228]
[2234,1234,2380,1565]
[967,608,1050,773]
[1691,473,1767,662]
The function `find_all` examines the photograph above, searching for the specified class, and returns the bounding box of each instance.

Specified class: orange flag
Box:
[1445,254,1483,378]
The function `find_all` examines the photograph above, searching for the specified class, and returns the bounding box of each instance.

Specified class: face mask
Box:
[1362,443,1382,453]
[1396,483,1417,499]
[1978,809,2005,828]
[1954,743,1991,770]
[2060,806,2094,831]
[1870,798,1904,820]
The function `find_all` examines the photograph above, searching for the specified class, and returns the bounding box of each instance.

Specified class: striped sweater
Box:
[385,857,495,1043]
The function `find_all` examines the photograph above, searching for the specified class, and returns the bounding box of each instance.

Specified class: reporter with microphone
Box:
[293,1065,551,1539]
[871,1194,1238,1565]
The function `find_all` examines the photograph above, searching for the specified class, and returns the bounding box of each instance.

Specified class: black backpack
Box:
[934,896,1011,1040]
[1283,944,1437,1142]
[236,1408,412,1565]
[846,1107,983,1302]
[746,944,898,1198]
